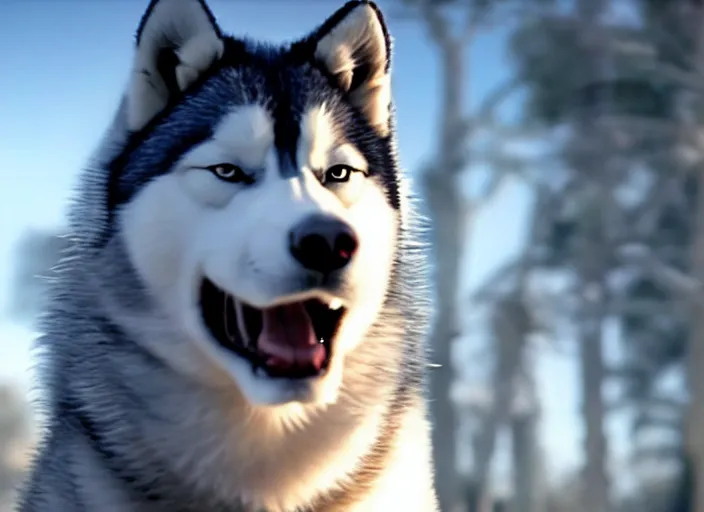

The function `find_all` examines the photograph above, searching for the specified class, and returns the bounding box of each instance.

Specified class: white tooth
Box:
[235,299,250,348]
[223,294,236,343]
[329,298,343,310]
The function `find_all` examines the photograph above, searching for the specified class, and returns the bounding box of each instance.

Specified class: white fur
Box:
[128,0,224,131]
[298,104,370,207]
[350,409,438,511]
[205,104,275,170]
[59,302,397,511]
[314,4,392,136]
[120,103,397,409]
[298,104,339,171]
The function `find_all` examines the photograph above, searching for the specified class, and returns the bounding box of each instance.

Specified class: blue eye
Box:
[207,164,253,185]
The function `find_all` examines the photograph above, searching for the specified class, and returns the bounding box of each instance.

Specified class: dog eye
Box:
[324,165,354,183]
[206,164,252,184]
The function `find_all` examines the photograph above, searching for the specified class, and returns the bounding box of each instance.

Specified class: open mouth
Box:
[199,278,346,379]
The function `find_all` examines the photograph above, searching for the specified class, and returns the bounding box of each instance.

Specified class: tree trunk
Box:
[510,326,543,512]
[680,8,704,512]
[685,159,704,512]
[511,410,541,512]
[573,1,611,510]
[426,170,467,512]
[424,36,469,512]
[577,279,609,512]
[467,296,527,512]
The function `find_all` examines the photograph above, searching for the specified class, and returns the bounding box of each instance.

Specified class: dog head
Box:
[95,0,405,408]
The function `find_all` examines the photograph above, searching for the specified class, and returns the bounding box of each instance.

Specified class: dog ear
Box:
[127,0,224,131]
[309,1,392,137]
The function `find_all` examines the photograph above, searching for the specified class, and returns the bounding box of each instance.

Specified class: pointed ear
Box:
[310,1,392,137]
[127,0,224,131]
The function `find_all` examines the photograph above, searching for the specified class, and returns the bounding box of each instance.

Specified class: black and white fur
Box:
[18,0,438,510]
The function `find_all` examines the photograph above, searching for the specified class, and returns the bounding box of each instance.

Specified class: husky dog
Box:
[18,0,437,510]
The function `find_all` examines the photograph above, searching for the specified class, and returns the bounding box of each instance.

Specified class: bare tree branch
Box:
[418,1,453,48]
[472,74,524,126]
[462,2,490,45]
[472,258,524,303]
[631,59,704,95]
[618,244,703,301]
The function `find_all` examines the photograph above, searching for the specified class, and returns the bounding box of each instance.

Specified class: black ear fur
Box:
[308,0,392,86]
[127,0,224,131]
[135,0,222,45]
[297,1,393,135]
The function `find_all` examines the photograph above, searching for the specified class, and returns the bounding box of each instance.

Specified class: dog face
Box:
[106,0,402,407]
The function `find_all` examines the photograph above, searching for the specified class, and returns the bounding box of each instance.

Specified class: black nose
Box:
[289,214,358,274]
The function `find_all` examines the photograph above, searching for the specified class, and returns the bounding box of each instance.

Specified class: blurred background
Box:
[1,0,701,511]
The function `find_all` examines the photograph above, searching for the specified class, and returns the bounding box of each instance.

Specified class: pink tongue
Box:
[257,303,326,371]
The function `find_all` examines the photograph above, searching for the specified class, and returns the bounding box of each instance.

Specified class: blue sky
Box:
[0,0,633,493]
